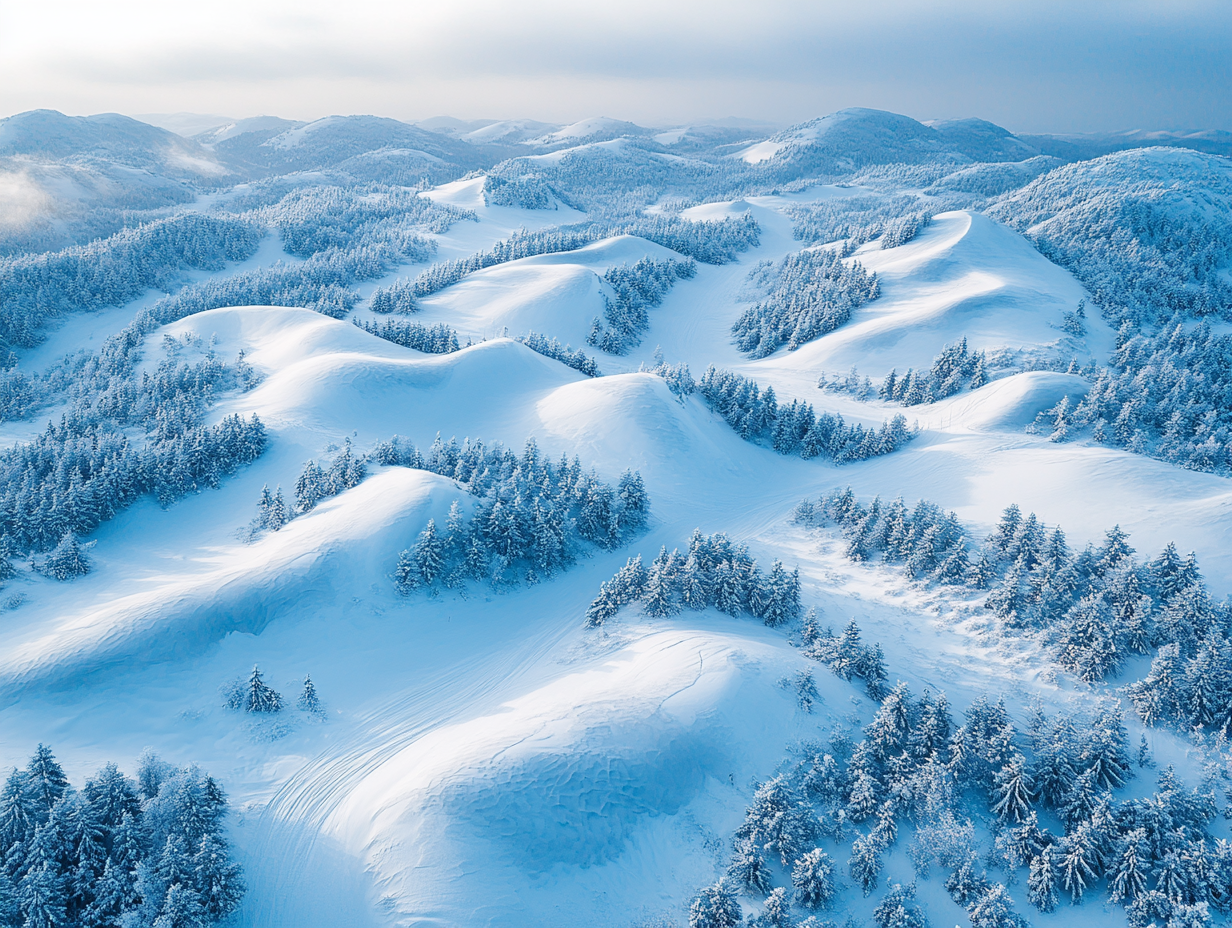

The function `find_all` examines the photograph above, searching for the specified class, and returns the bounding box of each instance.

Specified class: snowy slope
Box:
[3,134,1232,928]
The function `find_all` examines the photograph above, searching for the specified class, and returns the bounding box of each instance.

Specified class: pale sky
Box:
[0,0,1228,133]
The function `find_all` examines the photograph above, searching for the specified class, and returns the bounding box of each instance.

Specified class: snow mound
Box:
[0,467,465,692]
[925,371,1089,432]
[529,117,649,147]
[319,624,825,927]
[734,107,960,170]
[414,235,685,348]
[758,210,1112,378]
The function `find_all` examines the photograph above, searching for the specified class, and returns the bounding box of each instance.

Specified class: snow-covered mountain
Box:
[1,104,1231,928]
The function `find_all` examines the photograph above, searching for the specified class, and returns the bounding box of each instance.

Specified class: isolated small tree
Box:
[297,675,321,714]
[245,666,282,713]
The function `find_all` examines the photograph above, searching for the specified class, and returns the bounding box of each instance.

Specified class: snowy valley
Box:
[0,106,1231,928]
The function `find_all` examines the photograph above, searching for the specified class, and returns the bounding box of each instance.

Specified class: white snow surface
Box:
[3,174,1230,928]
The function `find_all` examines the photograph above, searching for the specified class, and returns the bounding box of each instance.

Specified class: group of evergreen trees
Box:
[388,437,648,591]
[367,279,419,315]
[805,488,1232,735]
[785,195,932,255]
[0,342,266,566]
[731,249,880,358]
[583,530,801,628]
[820,340,989,406]
[0,745,244,928]
[514,333,601,376]
[990,151,1232,324]
[402,214,758,302]
[697,367,914,464]
[588,257,696,354]
[352,317,461,354]
[0,214,261,353]
[224,666,321,716]
[696,644,1231,928]
[482,175,555,210]
[880,338,989,405]
[246,183,466,257]
[1034,320,1232,474]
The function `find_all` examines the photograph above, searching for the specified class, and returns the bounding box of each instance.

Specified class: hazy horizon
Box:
[2,0,1229,136]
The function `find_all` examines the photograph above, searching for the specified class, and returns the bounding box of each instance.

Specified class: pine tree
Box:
[584,582,620,628]
[873,882,925,928]
[689,881,742,928]
[412,519,444,588]
[969,883,1020,928]
[727,838,772,894]
[26,745,70,819]
[757,887,791,928]
[151,883,206,928]
[0,769,33,850]
[991,754,1036,824]
[1027,845,1059,913]
[193,832,245,921]
[642,562,677,618]
[19,862,67,928]
[0,870,19,928]
[393,548,418,594]
[1109,829,1150,903]
[791,848,835,909]
[297,675,321,714]
[243,666,282,713]
[36,532,90,581]
[849,833,882,895]
[1060,822,1101,902]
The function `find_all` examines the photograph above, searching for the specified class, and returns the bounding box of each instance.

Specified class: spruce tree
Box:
[791,848,835,909]
[1027,845,1058,913]
[297,675,321,714]
[243,667,282,713]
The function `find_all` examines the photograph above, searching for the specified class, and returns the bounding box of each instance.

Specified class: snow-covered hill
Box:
[2,105,1231,928]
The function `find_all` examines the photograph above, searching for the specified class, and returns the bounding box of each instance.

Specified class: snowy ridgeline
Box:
[248,436,649,590]
[0,746,243,928]
[804,489,1232,736]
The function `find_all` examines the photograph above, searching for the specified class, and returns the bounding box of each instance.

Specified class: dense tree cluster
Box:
[732,248,880,357]
[583,529,801,628]
[880,338,989,405]
[0,745,243,928]
[243,183,466,257]
[353,317,460,354]
[697,367,914,464]
[366,279,419,315]
[705,640,1232,928]
[806,488,1232,734]
[0,341,265,559]
[1034,320,1232,474]
[588,257,695,354]
[990,149,1232,324]
[514,332,600,376]
[146,245,411,322]
[381,438,648,590]
[482,174,555,209]
[785,195,932,254]
[0,214,261,351]
[821,341,989,405]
